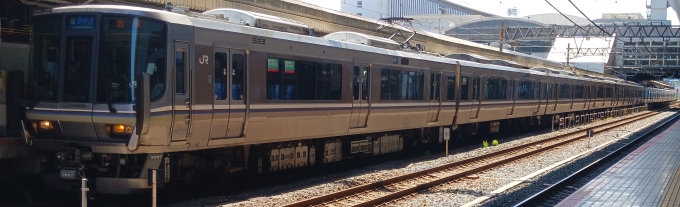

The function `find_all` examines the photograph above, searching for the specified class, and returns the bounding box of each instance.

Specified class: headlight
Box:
[35,120,54,134]
[106,124,133,138]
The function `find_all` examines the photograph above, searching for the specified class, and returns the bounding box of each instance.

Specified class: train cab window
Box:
[559,84,571,99]
[446,75,455,100]
[232,54,245,100]
[63,37,93,102]
[485,78,507,100]
[430,74,441,100]
[461,76,469,100]
[518,81,536,99]
[574,85,584,99]
[98,16,167,102]
[214,52,228,100]
[28,17,61,102]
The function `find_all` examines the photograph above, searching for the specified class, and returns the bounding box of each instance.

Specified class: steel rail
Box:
[285,108,661,207]
[513,109,679,207]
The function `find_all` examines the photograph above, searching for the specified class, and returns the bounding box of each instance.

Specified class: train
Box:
[17,5,675,194]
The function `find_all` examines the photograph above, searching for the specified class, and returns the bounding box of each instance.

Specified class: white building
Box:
[340,0,497,20]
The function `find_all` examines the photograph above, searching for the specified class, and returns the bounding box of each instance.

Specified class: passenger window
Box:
[361,66,369,100]
[518,81,536,99]
[447,75,455,100]
[232,54,245,100]
[575,85,584,99]
[267,58,341,100]
[485,78,507,100]
[380,69,423,100]
[559,84,571,99]
[472,77,480,100]
[353,66,360,100]
[460,76,469,100]
[175,51,186,94]
[214,52,228,100]
[430,74,440,101]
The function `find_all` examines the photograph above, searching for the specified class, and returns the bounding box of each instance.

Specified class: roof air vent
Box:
[322,32,400,50]
[203,8,312,35]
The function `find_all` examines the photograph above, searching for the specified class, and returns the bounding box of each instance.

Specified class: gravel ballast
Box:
[166,111,674,207]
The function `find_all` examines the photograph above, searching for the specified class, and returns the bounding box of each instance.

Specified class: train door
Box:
[428,71,442,122]
[350,63,370,128]
[171,41,191,142]
[507,78,515,115]
[469,75,481,119]
[210,48,247,139]
[226,49,247,137]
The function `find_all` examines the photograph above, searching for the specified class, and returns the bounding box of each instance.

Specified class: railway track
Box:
[284,109,666,207]
[512,109,680,207]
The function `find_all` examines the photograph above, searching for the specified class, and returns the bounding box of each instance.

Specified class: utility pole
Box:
[567,43,570,67]
[499,22,504,52]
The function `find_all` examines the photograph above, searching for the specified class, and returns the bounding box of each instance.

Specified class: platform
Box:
[556,118,680,207]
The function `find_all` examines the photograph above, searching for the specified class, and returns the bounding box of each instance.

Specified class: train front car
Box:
[24,6,179,194]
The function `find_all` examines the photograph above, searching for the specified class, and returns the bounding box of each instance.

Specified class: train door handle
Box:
[185,115,190,125]
[185,98,190,108]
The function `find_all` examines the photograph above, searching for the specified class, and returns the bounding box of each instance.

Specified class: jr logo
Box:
[198,55,209,65]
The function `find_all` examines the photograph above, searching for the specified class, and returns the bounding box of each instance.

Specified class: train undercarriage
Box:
[37,105,653,195]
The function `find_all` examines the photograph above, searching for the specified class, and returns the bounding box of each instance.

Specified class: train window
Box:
[267,58,341,100]
[596,86,604,98]
[98,16,167,102]
[64,37,93,102]
[214,52,228,100]
[405,71,424,100]
[28,17,61,102]
[267,58,281,100]
[461,76,469,100]
[232,54,245,100]
[297,152,300,158]
[606,87,613,98]
[381,69,401,100]
[472,77,480,101]
[447,75,455,100]
[354,66,360,100]
[509,80,515,99]
[361,66,369,100]
[541,83,547,99]
[401,58,409,65]
[559,84,571,99]
[175,51,186,94]
[430,74,441,100]
[298,61,317,100]
[575,85,585,99]
[485,78,507,100]
[380,69,423,100]
[518,81,536,99]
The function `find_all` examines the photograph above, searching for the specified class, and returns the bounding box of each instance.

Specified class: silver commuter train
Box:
[22,5,675,194]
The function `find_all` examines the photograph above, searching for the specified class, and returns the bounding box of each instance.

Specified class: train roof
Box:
[38,5,637,86]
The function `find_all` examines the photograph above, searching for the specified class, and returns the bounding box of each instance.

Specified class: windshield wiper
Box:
[104,79,118,113]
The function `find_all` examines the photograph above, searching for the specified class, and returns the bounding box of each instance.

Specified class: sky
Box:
[297,0,680,24]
